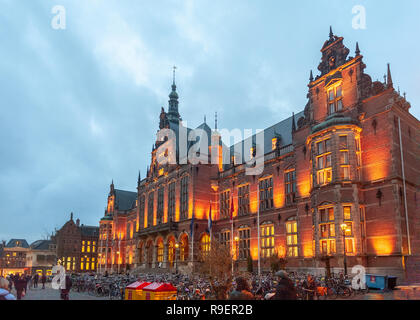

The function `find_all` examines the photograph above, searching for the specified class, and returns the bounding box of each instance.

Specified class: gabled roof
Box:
[6,239,29,248]
[114,189,137,211]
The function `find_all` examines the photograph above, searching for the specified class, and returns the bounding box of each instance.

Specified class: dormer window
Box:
[328,85,343,114]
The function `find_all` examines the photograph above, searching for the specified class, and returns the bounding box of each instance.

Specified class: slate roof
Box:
[6,239,29,248]
[30,240,53,250]
[80,225,99,237]
[114,189,137,211]
[228,111,304,164]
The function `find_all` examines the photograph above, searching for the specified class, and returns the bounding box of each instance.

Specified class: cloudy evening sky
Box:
[1,0,419,243]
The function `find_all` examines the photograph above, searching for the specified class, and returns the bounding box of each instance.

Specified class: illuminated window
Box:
[286,217,298,257]
[272,138,278,151]
[87,241,91,253]
[167,239,175,266]
[157,239,164,263]
[316,139,332,185]
[260,223,275,258]
[343,206,352,220]
[259,177,274,211]
[180,176,189,220]
[285,169,296,205]
[319,207,336,255]
[238,185,250,216]
[200,234,211,258]
[82,241,85,253]
[220,190,231,219]
[238,227,251,260]
[81,258,84,270]
[339,136,350,180]
[327,85,343,114]
[250,147,256,159]
[86,258,90,270]
[168,182,176,222]
[179,235,189,262]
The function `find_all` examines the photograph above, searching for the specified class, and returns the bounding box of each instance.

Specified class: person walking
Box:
[14,274,27,300]
[273,270,297,300]
[33,273,39,289]
[60,275,73,300]
[0,277,16,300]
[302,274,316,300]
[41,274,47,289]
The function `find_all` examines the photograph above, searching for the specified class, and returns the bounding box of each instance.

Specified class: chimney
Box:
[76,219,80,227]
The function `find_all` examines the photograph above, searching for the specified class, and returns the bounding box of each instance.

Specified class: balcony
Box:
[137,221,178,237]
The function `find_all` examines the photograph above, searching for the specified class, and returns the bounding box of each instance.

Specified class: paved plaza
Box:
[13,283,108,300]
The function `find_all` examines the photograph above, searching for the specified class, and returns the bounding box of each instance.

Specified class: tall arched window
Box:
[180,234,189,262]
[286,217,298,257]
[200,234,211,257]
[167,237,175,266]
[157,239,164,263]
[260,222,275,258]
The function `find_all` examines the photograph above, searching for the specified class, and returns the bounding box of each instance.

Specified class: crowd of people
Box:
[0,269,356,301]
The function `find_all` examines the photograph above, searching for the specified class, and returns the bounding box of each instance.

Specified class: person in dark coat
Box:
[14,274,27,300]
[60,275,72,300]
[228,277,254,300]
[273,271,297,300]
[41,274,47,289]
[33,273,39,288]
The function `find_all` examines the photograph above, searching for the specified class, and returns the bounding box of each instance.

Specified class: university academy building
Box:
[98,30,420,281]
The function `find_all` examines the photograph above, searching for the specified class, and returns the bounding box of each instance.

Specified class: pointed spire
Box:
[137,170,141,185]
[167,66,181,123]
[204,115,206,124]
[355,42,360,56]
[309,70,314,82]
[70,212,73,221]
[110,180,115,193]
[329,26,334,40]
[172,65,177,86]
[215,112,218,130]
[292,112,296,133]
[387,63,393,89]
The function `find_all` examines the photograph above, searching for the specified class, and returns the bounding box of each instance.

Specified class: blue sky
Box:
[1,0,419,243]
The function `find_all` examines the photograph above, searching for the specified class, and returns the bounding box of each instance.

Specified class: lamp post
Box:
[340,223,350,276]
[234,236,239,272]
[175,243,179,274]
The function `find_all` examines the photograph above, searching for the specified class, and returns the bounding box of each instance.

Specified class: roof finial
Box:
[309,70,314,82]
[292,112,297,133]
[138,170,141,185]
[204,115,206,124]
[355,42,361,56]
[215,112,218,130]
[329,26,334,40]
[387,63,393,89]
[70,212,73,221]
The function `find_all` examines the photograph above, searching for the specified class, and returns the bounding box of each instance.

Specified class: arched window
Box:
[260,222,275,258]
[167,237,175,266]
[200,234,211,257]
[157,239,164,263]
[180,234,189,262]
[286,217,298,257]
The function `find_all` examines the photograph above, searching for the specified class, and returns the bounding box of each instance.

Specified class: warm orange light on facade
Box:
[273,191,284,209]
[250,190,258,213]
[371,237,394,256]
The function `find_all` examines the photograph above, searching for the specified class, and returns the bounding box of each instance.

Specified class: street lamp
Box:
[175,243,179,274]
[340,223,350,276]
[234,236,239,271]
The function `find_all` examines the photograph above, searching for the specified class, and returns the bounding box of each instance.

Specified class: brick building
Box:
[0,239,30,276]
[98,29,420,281]
[52,213,99,273]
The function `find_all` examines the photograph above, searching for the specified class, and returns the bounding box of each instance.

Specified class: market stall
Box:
[142,282,177,300]
[124,281,151,300]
